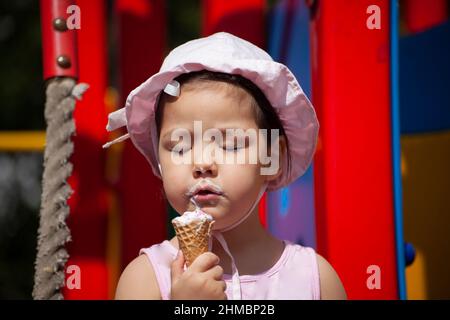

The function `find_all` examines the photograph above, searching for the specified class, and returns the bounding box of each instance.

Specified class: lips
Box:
[193,191,222,202]
[195,188,222,196]
[191,185,223,203]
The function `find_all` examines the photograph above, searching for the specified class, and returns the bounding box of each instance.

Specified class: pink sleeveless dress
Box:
[139,239,320,300]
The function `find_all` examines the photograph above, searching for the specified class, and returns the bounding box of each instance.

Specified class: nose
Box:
[192,148,218,178]
[193,164,217,178]
[192,161,218,178]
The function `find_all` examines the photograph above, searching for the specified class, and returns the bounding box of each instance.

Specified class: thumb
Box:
[170,250,185,281]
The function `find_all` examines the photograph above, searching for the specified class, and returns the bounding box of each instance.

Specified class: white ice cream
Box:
[173,209,213,225]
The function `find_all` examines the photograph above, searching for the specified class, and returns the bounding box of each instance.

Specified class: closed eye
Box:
[170,146,191,155]
[222,137,248,151]
[222,144,243,151]
[171,148,184,155]
[168,142,191,155]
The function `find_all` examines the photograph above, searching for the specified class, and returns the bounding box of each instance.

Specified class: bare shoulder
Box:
[115,254,161,300]
[316,254,347,300]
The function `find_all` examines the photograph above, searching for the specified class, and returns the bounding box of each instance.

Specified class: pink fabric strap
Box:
[211,231,241,299]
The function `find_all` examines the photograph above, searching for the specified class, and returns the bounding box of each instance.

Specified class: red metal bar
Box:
[310,0,398,299]
[202,0,266,48]
[115,0,167,268]
[64,0,109,299]
[40,0,78,79]
[202,0,268,227]
[405,0,448,33]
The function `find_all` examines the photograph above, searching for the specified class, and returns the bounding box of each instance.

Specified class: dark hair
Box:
[155,70,291,173]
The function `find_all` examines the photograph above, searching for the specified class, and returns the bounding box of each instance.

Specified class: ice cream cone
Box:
[172,210,214,266]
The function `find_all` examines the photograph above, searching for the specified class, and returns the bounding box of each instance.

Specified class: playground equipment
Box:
[24,0,449,299]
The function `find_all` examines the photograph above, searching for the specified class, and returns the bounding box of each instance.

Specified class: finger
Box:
[211,280,227,298]
[204,265,224,280]
[220,280,227,292]
[189,252,220,273]
[170,250,185,281]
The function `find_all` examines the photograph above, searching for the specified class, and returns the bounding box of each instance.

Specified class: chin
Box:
[213,214,242,229]
[201,210,227,223]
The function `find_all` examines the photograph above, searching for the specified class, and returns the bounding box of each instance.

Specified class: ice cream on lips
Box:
[186,179,224,205]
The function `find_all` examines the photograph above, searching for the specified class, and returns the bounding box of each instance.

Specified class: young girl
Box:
[106,32,346,300]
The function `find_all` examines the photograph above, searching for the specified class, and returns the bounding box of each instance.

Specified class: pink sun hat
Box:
[103,32,319,191]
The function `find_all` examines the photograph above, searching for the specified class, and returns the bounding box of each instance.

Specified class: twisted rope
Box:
[32,78,88,300]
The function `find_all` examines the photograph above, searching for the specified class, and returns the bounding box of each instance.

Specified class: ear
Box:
[263,135,287,183]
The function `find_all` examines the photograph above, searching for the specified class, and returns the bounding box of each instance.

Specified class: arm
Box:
[115,254,161,300]
[316,254,347,300]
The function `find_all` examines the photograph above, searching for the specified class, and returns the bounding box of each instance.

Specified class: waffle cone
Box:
[172,218,215,266]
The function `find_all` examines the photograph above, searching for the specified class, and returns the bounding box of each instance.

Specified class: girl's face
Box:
[158,83,280,230]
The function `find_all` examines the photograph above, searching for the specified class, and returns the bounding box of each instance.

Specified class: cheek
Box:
[162,180,187,214]
[220,163,262,197]
[210,166,262,229]
[159,150,185,179]
[160,159,190,213]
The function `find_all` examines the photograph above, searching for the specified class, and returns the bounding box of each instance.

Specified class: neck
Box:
[211,206,285,275]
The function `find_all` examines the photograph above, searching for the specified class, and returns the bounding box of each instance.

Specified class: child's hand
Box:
[170,250,227,300]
